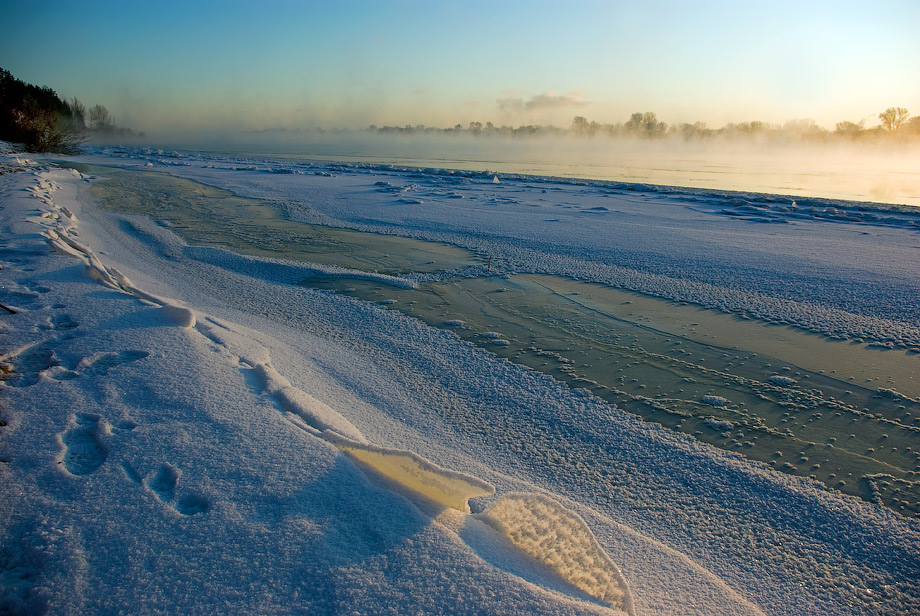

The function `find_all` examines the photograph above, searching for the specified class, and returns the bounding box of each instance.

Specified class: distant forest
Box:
[370,108,919,142]
[0,67,139,153]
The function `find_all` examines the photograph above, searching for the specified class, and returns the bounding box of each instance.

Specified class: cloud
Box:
[497,91,589,116]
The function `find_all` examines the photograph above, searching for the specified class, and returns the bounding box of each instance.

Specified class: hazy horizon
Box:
[2,0,918,140]
[77,128,917,207]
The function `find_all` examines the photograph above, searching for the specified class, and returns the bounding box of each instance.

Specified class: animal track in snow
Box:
[121,461,143,484]
[15,281,52,294]
[0,287,42,307]
[147,463,179,501]
[60,413,108,475]
[144,463,210,515]
[176,494,211,515]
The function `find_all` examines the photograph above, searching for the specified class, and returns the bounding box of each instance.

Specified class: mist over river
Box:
[163,133,920,207]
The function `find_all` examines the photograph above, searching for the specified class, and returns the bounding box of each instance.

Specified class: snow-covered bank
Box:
[2,147,919,614]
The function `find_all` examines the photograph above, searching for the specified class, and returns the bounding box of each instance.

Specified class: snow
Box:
[2,144,919,615]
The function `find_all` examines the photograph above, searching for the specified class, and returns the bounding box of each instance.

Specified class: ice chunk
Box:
[478,493,635,613]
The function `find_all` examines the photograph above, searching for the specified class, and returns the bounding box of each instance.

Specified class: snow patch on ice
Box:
[703,418,734,432]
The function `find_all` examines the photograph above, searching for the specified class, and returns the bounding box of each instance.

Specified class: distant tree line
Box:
[0,67,141,153]
[370,107,920,143]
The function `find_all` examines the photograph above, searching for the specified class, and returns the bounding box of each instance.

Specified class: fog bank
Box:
[127,131,920,207]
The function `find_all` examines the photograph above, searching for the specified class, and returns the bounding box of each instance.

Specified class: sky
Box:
[2,0,919,138]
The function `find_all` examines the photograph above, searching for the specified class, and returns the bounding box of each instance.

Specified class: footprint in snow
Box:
[8,348,149,385]
[41,313,78,331]
[3,344,63,387]
[0,288,42,307]
[76,350,149,376]
[60,413,108,475]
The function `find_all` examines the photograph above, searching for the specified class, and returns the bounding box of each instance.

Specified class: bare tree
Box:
[878,107,909,131]
[570,116,590,135]
[68,97,86,128]
[625,112,668,137]
[88,104,112,131]
[905,117,920,135]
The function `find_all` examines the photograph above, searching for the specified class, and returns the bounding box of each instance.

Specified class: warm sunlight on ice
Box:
[328,434,495,512]
[479,493,635,613]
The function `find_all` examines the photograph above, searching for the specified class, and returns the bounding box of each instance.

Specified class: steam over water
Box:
[189,134,920,207]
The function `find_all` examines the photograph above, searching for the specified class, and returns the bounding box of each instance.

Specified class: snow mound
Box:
[325,432,495,512]
[479,493,635,613]
[156,305,196,328]
[253,362,367,443]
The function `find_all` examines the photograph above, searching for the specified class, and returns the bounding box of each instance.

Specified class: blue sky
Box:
[2,0,918,137]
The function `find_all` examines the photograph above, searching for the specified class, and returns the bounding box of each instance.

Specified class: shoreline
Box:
[77,141,920,210]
